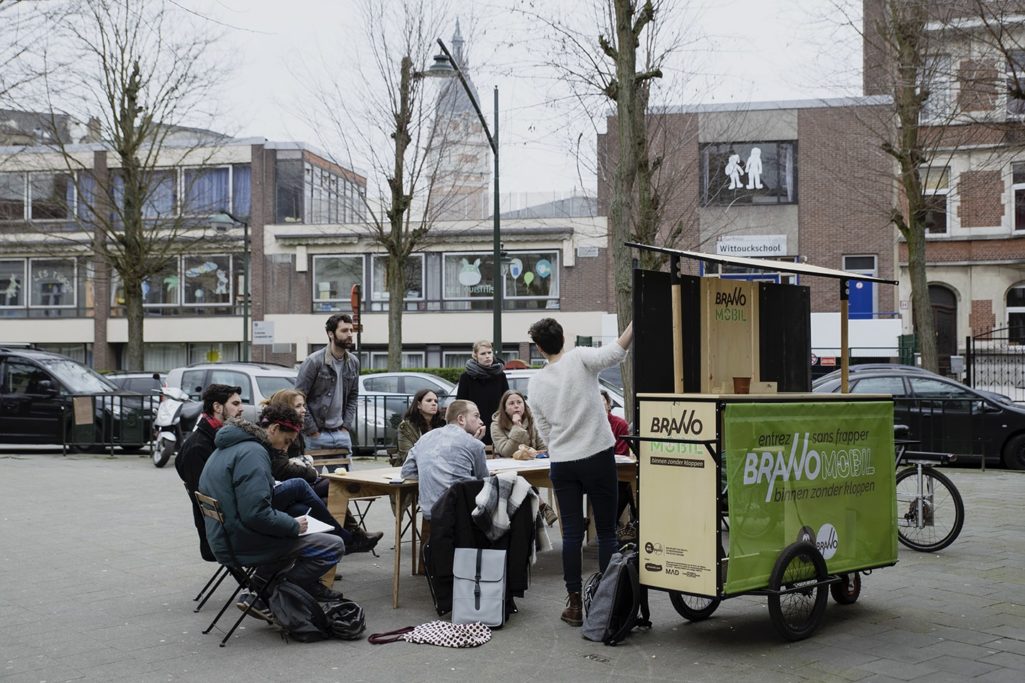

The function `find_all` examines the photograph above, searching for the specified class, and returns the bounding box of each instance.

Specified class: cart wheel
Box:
[767,541,828,641]
[830,572,861,605]
[668,591,721,622]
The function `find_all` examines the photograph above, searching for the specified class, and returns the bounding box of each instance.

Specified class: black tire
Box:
[1001,433,1025,470]
[767,541,829,642]
[352,446,376,457]
[895,467,964,552]
[668,591,721,622]
[830,572,861,605]
[152,437,175,468]
[121,444,146,455]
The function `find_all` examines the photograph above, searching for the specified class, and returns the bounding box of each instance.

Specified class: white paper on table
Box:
[615,455,638,464]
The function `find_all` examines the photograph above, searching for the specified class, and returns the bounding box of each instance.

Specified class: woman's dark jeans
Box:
[549,447,619,594]
[272,478,352,547]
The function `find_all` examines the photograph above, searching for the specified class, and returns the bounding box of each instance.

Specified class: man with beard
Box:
[296,313,359,452]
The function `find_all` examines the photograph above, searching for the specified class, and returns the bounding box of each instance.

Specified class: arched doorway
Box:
[929,284,957,374]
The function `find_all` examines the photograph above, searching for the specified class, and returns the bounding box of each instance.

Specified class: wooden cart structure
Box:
[628,242,900,641]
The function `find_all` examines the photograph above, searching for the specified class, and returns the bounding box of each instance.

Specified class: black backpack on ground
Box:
[267,579,366,642]
[581,544,651,646]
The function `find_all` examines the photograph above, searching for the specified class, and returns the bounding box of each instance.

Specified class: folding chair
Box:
[184,483,236,613]
[194,491,289,647]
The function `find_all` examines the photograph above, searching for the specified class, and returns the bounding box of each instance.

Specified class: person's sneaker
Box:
[347,530,384,554]
[561,592,583,626]
[308,583,345,602]
[235,592,274,623]
[540,502,559,527]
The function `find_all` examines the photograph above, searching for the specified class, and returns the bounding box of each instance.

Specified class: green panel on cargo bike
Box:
[722,401,897,595]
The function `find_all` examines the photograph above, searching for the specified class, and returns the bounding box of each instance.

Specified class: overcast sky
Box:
[183,0,863,196]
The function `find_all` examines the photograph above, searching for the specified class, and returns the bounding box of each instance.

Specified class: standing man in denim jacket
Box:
[296,314,359,451]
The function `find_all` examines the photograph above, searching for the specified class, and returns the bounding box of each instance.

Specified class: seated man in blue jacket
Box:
[198,403,344,619]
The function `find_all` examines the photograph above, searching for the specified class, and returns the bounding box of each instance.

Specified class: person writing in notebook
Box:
[199,404,345,620]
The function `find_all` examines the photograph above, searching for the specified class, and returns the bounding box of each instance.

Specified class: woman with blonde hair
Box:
[261,388,382,553]
[490,390,545,459]
[455,340,509,447]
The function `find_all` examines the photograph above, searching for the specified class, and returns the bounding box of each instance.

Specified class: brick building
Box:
[597,97,903,364]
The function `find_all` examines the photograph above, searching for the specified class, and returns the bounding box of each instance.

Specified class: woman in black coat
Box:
[455,340,509,447]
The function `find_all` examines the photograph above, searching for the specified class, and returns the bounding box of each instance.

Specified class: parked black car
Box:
[0,347,148,451]
[813,365,1025,469]
[107,372,165,418]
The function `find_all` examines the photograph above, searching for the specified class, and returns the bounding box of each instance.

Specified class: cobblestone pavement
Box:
[1,450,1023,682]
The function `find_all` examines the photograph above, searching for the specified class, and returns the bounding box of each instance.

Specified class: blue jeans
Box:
[255,532,344,593]
[549,447,619,594]
[306,428,352,451]
[272,478,352,549]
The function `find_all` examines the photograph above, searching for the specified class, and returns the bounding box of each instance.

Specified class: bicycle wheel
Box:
[895,467,964,552]
[668,591,721,621]
[767,541,828,642]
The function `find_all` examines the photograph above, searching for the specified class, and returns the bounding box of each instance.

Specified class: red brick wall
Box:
[970,298,996,335]
[899,236,1025,262]
[563,248,614,313]
[959,59,999,112]
[957,170,1004,228]
[797,106,896,313]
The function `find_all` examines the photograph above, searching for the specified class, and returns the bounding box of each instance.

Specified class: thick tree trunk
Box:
[386,255,404,370]
[905,229,938,371]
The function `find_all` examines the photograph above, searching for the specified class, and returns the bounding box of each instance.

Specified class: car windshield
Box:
[256,375,296,398]
[39,359,116,393]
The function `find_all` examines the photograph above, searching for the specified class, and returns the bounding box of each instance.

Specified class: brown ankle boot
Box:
[561,591,583,626]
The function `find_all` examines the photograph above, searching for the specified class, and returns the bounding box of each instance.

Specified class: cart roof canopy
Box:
[626,242,897,286]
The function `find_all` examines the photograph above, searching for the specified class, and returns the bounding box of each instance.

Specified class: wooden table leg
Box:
[391,488,403,609]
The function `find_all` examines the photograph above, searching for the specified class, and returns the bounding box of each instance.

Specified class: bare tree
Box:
[302,0,460,371]
[25,0,224,370]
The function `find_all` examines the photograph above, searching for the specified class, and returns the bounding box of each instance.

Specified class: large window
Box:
[182,167,230,216]
[443,252,499,300]
[700,142,797,206]
[504,251,559,303]
[113,260,181,307]
[920,54,953,122]
[29,173,72,220]
[183,255,232,306]
[371,254,424,304]
[922,166,949,235]
[1013,162,1025,230]
[312,255,363,311]
[1007,50,1025,117]
[0,260,25,307]
[1007,282,1025,344]
[0,173,26,221]
[29,258,76,308]
[368,351,425,370]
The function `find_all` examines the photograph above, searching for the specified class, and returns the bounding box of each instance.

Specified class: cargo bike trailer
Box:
[626,243,900,641]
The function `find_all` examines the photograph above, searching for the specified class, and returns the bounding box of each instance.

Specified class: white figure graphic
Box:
[214,269,229,295]
[745,147,764,189]
[3,275,20,304]
[725,153,745,189]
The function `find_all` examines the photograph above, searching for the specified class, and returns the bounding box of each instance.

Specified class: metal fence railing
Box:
[59,393,150,455]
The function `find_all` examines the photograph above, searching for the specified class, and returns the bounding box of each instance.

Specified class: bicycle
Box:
[894,433,965,552]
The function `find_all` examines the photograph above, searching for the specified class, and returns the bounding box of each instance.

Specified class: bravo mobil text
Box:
[742,429,876,503]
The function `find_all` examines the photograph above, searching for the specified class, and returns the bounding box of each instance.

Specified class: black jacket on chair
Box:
[425,479,535,615]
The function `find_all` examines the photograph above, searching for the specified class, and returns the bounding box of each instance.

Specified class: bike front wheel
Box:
[895,467,964,552]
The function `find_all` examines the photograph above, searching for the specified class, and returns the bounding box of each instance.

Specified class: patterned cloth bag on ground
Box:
[367,621,492,648]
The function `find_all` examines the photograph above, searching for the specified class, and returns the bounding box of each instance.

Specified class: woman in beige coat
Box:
[491,390,546,458]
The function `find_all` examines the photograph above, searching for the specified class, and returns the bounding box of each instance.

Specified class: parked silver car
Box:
[355,372,456,455]
[503,367,627,419]
[165,362,298,423]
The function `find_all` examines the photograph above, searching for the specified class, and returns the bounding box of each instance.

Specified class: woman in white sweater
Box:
[526,317,633,627]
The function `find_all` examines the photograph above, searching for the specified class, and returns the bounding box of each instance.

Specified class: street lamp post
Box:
[426,39,502,357]
[211,210,250,362]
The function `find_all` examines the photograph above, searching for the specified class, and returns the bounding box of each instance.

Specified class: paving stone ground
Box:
[1,449,1023,682]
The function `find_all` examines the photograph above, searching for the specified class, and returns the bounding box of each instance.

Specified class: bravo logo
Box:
[816,523,838,560]
[649,410,704,436]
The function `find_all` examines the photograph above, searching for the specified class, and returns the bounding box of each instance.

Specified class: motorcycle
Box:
[152,386,202,468]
